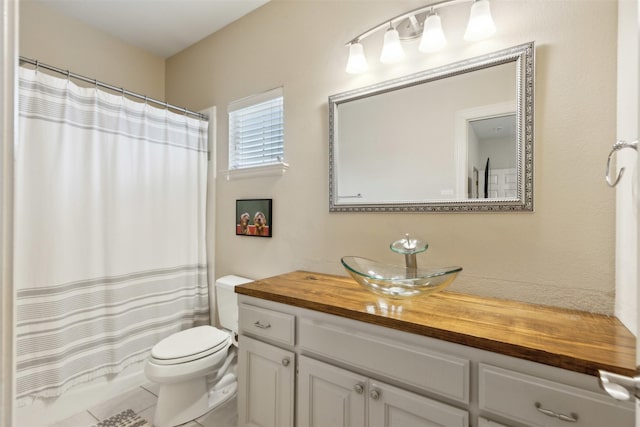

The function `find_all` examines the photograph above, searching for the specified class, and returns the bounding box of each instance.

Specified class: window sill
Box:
[223,162,290,181]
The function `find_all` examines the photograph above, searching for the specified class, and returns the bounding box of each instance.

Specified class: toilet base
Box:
[208,372,237,411]
[152,373,237,427]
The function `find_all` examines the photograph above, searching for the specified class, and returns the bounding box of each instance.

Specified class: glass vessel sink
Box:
[341,256,462,299]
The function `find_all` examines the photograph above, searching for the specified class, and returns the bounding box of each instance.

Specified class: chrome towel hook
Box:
[606,140,638,187]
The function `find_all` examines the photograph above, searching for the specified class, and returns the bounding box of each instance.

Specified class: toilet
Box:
[144,275,253,427]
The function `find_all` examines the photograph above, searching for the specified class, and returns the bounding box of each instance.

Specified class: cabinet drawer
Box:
[239,304,295,346]
[479,364,634,427]
[299,318,469,403]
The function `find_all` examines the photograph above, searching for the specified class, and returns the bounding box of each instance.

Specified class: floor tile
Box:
[137,405,156,425]
[140,396,238,427]
[196,396,237,427]
[87,386,157,421]
[138,405,200,427]
[141,382,161,397]
[48,411,98,427]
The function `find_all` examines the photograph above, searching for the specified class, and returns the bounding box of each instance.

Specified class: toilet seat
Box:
[151,325,231,365]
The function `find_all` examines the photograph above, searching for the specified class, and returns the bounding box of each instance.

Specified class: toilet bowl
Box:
[144,275,253,427]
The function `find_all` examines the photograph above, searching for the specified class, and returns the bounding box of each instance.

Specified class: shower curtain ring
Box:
[35,60,39,73]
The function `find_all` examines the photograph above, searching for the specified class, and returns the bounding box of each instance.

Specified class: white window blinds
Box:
[228,87,284,170]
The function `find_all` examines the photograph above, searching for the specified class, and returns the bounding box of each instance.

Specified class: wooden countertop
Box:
[236,271,636,377]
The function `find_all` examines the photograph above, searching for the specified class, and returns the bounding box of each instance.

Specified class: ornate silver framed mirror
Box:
[329,42,534,212]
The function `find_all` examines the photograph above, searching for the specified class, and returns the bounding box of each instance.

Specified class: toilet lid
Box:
[151,325,230,361]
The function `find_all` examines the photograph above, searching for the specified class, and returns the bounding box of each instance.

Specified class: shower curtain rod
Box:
[19,56,208,120]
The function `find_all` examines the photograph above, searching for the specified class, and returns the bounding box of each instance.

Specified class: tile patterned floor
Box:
[49,384,238,427]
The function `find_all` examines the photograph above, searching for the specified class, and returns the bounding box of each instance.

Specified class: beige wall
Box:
[14,1,621,314]
[19,0,619,315]
[19,1,165,99]
[166,0,617,313]
[166,0,617,314]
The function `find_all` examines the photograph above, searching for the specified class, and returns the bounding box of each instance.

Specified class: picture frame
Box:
[236,199,273,237]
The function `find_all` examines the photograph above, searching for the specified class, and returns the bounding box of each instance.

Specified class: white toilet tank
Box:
[215,275,253,333]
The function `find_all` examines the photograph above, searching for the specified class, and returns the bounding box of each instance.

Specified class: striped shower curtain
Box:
[14,68,210,403]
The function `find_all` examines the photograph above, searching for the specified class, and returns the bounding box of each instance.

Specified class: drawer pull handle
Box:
[254,321,271,329]
[370,389,380,400]
[535,402,578,423]
[354,383,364,394]
[282,358,290,367]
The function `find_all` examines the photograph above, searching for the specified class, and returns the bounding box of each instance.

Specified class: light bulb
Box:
[346,42,368,74]
[379,27,405,64]
[464,0,496,41]
[419,13,447,53]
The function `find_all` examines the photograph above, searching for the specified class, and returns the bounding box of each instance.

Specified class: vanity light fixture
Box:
[346,41,369,74]
[345,0,497,74]
[380,23,406,64]
[464,0,496,41]
[419,10,447,53]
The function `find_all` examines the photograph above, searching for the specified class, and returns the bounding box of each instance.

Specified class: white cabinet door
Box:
[299,356,467,427]
[368,381,468,427]
[238,335,294,427]
[298,355,366,427]
[478,417,509,427]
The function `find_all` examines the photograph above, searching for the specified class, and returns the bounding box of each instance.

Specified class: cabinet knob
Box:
[282,358,290,367]
[370,389,380,400]
[354,383,364,394]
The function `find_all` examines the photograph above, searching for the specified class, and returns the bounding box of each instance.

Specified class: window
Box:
[228,87,284,173]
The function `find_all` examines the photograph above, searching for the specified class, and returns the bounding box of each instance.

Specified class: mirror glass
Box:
[329,42,534,212]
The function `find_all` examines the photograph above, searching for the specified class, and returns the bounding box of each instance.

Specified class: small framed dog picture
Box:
[235,199,273,238]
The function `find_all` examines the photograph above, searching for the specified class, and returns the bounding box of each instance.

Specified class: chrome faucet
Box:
[390,234,428,277]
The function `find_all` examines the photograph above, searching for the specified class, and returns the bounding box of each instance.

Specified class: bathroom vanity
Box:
[235,271,635,427]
